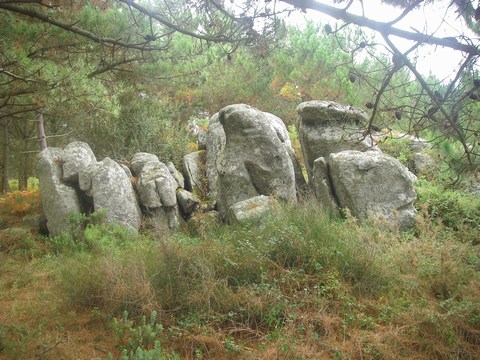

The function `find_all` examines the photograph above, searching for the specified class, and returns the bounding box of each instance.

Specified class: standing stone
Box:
[62,141,97,186]
[136,160,177,209]
[311,157,339,215]
[90,158,142,232]
[297,100,376,181]
[216,104,297,218]
[37,147,83,236]
[206,113,226,202]
[183,150,207,197]
[131,152,160,176]
[329,150,417,230]
[135,159,180,229]
[167,162,185,189]
[177,189,200,216]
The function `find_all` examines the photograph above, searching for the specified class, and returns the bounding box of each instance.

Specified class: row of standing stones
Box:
[37,101,423,237]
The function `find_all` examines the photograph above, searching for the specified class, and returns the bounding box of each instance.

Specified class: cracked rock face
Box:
[296,100,377,181]
[329,150,417,230]
[215,104,297,218]
[89,157,142,233]
[37,147,84,236]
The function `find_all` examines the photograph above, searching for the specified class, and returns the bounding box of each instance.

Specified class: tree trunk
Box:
[36,111,47,151]
[19,119,30,191]
[1,120,10,194]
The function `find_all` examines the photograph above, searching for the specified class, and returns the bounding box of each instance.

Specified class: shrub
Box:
[416,179,480,244]
[0,189,42,228]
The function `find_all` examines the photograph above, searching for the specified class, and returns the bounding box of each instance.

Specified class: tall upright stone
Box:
[37,147,83,236]
[90,158,142,232]
[216,104,297,218]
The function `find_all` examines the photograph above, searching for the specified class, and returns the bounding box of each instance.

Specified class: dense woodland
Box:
[1,1,480,359]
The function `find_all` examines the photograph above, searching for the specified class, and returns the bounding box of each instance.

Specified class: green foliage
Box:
[416,179,480,244]
[379,136,416,170]
[119,340,178,360]
[108,310,177,359]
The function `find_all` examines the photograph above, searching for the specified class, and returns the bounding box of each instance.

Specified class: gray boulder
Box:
[297,100,376,181]
[37,147,84,236]
[264,112,292,148]
[131,152,160,176]
[135,159,180,229]
[183,151,207,197]
[215,104,297,218]
[167,162,185,189]
[90,157,142,232]
[206,113,226,201]
[311,157,339,215]
[329,150,417,230]
[177,189,200,216]
[227,195,277,225]
[62,141,97,186]
[136,160,178,209]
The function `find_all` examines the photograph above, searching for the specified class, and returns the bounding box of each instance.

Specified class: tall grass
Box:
[44,195,480,358]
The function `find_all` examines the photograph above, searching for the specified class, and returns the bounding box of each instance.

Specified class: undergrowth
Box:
[1,178,480,358]
[38,198,480,358]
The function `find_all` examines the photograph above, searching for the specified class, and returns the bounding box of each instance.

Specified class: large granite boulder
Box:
[297,100,376,181]
[206,113,225,201]
[62,141,97,186]
[136,160,178,209]
[37,147,84,236]
[329,150,417,230]
[90,158,142,232]
[131,152,160,176]
[227,195,277,225]
[311,157,339,215]
[216,104,297,218]
[167,162,185,189]
[135,158,180,229]
[183,151,207,197]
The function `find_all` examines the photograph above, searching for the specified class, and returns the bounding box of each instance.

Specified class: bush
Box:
[0,189,42,228]
[416,179,480,244]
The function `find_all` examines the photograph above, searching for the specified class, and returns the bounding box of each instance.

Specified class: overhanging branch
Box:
[0,3,164,51]
[280,0,480,56]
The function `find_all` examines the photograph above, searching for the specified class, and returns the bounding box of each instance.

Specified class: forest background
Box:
[2,1,480,359]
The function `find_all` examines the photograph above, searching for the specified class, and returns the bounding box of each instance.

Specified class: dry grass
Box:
[1,195,480,359]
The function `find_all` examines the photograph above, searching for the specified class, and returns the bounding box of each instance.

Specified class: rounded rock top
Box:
[297,100,368,125]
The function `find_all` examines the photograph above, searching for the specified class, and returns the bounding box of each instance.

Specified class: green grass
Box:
[2,170,480,358]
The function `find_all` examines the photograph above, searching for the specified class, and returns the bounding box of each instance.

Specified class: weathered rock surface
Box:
[136,160,178,209]
[216,104,297,218]
[206,113,226,201]
[131,152,160,176]
[37,147,83,236]
[297,100,376,181]
[177,189,200,216]
[167,162,184,189]
[227,195,277,225]
[62,141,97,186]
[90,157,142,232]
[183,151,207,197]
[311,157,339,215]
[329,150,417,230]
